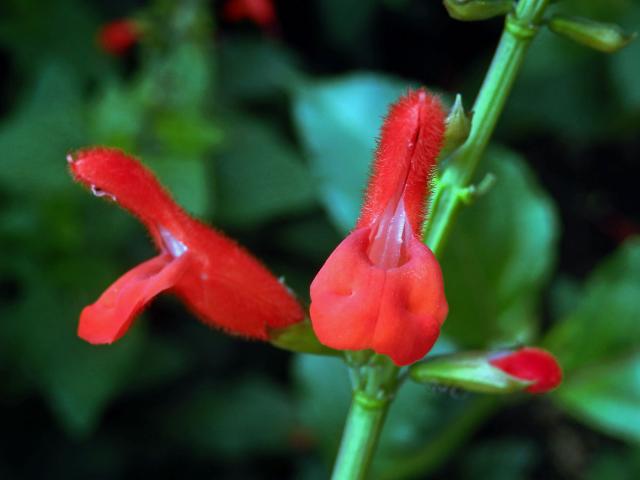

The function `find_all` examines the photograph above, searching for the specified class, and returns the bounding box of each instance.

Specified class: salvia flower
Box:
[98,19,140,56]
[489,347,563,393]
[69,147,303,344]
[223,0,277,30]
[310,90,448,366]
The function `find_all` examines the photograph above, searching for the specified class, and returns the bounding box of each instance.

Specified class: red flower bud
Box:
[98,19,140,56]
[223,0,277,30]
[310,90,448,366]
[489,347,563,394]
[69,147,303,344]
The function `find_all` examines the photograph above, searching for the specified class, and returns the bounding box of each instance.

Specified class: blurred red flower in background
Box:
[97,19,140,56]
[223,0,277,30]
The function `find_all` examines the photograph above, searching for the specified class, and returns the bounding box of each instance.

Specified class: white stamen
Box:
[159,227,188,258]
[91,184,117,202]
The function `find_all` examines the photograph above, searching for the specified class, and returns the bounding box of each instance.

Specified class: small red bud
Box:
[489,347,563,394]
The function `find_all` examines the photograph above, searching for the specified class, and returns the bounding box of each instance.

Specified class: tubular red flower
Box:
[489,347,563,394]
[69,147,303,344]
[310,89,448,366]
[223,0,276,29]
[98,19,140,56]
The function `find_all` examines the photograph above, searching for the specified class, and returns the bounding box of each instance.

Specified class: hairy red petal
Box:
[71,147,304,342]
[69,148,184,235]
[310,227,448,366]
[78,254,189,344]
[98,20,139,56]
[172,219,305,339]
[310,89,448,364]
[357,89,445,232]
[490,347,563,394]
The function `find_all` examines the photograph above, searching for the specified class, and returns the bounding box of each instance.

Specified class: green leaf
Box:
[459,438,539,480]
[0,62,87,194]
[546,239,640,371]
[219,35,303,100]
[292,355,352,459]
[316,0,377,60]
[546,239,640,442]
[292,73,413,233]
[555,353,640,443]
[214,115,316,227]
[1,265,145,436]
[269,319,338,356]
[145,153,212,218]
[609,6,640,112]
[164,376,296,458]
[441,146,559,347]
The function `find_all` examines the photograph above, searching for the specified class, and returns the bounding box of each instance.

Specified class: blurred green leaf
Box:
[585,448,640,480]
[546,239,640,371]
[556,353,640,443]
[145,153,212,217]
[219,35,303,100]
[1,264,145,436]
[316,0,377,60]
[609,5,640,112]
[0,0,105,80]
[273,215,342,264]
[546,239,640,442]
[292,73,412,233]
[214,115,316,227]
[164,376,295,458]
[0,62,87,194]
[292,355,351,459]
[502,27,607,140]
[458,438,539,480]
[441,146,559,347]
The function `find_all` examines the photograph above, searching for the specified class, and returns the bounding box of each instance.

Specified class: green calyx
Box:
[409,351,532,394]
[548,15,637,53]
[440,94,472,160]
[444,0,513,22]
[268,319,338,355]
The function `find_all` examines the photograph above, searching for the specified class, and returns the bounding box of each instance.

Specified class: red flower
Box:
[309,90,448,366]
[489,347,563,393]
[223,0,276,30]
[98,19,140,56]
[68,147,303,344]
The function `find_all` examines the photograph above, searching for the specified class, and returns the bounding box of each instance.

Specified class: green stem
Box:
[332,356,398,479]
[331,392,390,480]
[423,0,549,255]
[332,1,550,478]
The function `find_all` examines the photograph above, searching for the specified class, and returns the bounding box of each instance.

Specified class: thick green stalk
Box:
[332,356,398,480]
[331,392,389,480]
[331,1,550,478]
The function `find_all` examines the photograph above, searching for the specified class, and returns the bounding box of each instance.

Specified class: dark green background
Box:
[1,0,639,478]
